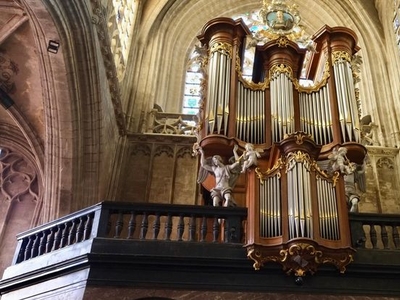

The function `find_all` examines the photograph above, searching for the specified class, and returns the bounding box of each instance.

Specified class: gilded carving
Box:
[276,36,290,47]
[332,51,352,65]
[269,64,293,79]
[294,60,330,93]
[210,42,232,58]
[247,241,355,277]
[255,158,283,181]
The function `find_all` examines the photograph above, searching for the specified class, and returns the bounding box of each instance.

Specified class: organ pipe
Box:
[198,19,365,276]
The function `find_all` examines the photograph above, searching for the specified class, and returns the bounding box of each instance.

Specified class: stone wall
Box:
[360,146,400,213]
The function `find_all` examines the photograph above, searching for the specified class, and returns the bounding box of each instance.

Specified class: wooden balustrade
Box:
[11,204,400,266]
[12,202,247,265]
[349,212,400,250]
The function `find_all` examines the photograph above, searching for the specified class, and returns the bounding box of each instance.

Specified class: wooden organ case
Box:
[196,17,366,277]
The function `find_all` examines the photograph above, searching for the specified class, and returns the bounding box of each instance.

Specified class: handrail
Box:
[11,205,400,266]
[12,202,247,265]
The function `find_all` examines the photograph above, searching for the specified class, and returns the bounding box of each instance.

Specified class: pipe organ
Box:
[196,17,366,278]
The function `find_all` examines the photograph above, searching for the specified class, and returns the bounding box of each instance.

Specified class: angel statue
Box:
[328,147,355,175]
[197,147,242,207]
[344,162,366,213]
[233,143,262,173]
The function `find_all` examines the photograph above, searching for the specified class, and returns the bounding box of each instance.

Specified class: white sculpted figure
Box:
[233,143,262,173]
[197,147,241,207]
[344,163,366,213]
[328,147,355,175]
[328,147,366,212]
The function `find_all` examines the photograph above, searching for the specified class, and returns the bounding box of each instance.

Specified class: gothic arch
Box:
[20,0,105,221]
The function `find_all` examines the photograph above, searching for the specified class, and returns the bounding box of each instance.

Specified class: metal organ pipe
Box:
[236,81,266,144]
[298,85,333,145]
[206,51,231,135]
[269,73,294,143]
[259,174,281,238]
[333,60,360,143]
[317,177,340,240]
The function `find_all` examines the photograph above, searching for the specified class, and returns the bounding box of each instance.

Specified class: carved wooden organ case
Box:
[196,17,367,277]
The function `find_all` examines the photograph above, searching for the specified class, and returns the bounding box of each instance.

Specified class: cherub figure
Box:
[328,147,355,175]
[197,147,242,207]
[234,143,262,173]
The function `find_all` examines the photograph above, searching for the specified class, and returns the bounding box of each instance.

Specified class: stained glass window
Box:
[183,51,203,115]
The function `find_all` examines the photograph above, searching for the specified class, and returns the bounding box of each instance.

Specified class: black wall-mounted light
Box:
[47,40,60,54]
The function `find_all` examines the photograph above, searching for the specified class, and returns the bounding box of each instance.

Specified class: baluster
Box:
[24,236,34,261]
[200,216,207,242]
[39,230,48,255]
[46,228,55,253]
[31,233,41,258]
[224,220,229,243]
[114,212,124,238]
[83,213,93,240]
[60,222,70,248]
[127,211,136,239]
[213,217,220,242]
[370,225,377,249]
[52,224,63,251]
[17,237,29,263]
[76,216,85,243]
[393,225,400,249]
[153,214,161,240]
[68,220,77,245]
[165,214,172,241]
[106,219,112,236]
[381,224,389,249]
[140,213,148,240]
[189,215,196,241]
[177,215,184,241]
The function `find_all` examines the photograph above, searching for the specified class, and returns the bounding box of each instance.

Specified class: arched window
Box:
[182,50,203,115]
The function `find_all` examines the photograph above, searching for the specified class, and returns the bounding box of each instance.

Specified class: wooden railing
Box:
[11,204,400,266]
[12,202,247,264]
[349,212,400,250]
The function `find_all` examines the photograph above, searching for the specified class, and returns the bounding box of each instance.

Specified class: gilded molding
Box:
[294,60,330,93]
[284,131,313,144]
[255,158,283,181]
[210,42,232,58]
[276,36,290,48]
[269,64,293,79]
[331,51,351,65]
